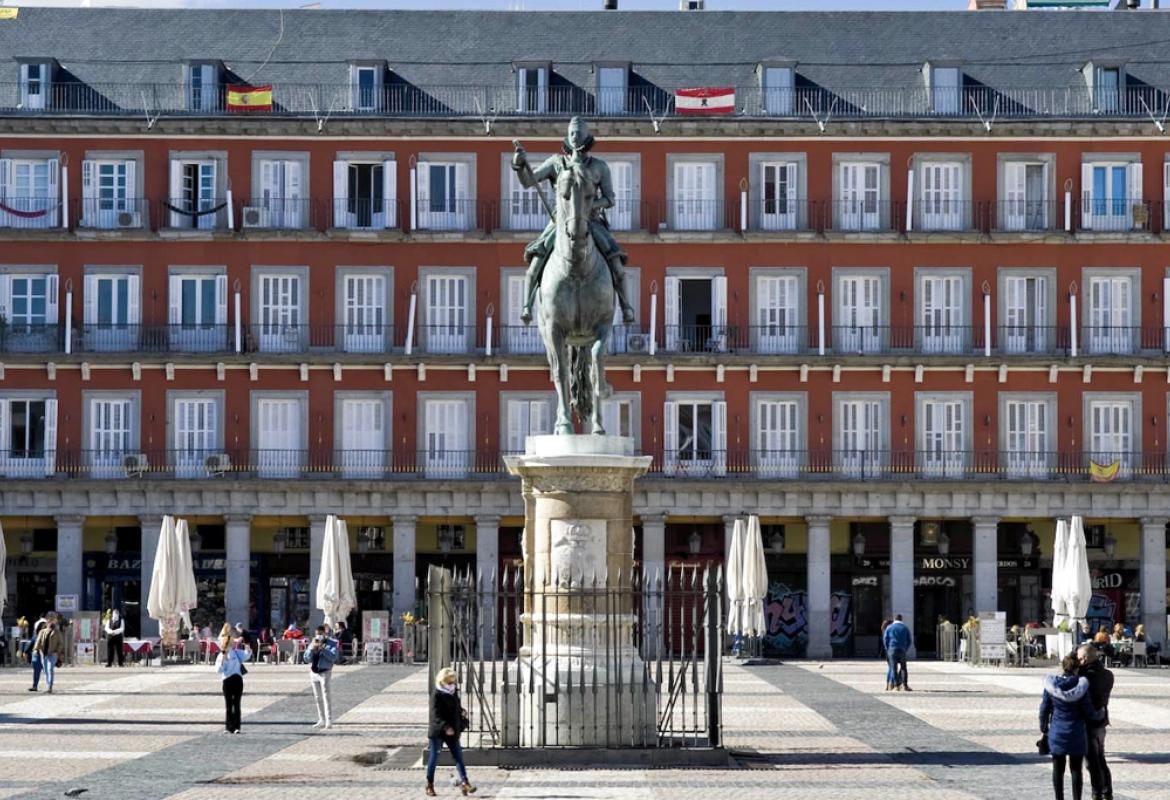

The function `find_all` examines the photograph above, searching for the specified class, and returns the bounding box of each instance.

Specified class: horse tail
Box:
[570,345,593,424]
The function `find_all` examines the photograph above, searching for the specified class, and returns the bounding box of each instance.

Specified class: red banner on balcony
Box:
[226,84,273,112]
[675,87,735,115]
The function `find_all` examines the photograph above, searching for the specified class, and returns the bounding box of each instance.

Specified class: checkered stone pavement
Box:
[1,658,1168,799]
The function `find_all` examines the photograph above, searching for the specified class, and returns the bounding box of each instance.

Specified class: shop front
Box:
[2,518,58,625]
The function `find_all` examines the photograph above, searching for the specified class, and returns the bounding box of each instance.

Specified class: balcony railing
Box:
[0,196,62,229]
[77,198,149,230]
[9,82,1170,121]
[158,197,230,230]
[37,447,1170,482]
[73,324,233,354]
[0,323,63,353]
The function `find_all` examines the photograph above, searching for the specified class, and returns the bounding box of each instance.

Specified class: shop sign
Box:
[100,555,257,572]
[913,576,957,587]
[55,594,78,613]
[1092,572,1124,590]
[855,556,1038,572]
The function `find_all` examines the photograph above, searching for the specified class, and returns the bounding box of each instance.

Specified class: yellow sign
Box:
[0,8,19,20]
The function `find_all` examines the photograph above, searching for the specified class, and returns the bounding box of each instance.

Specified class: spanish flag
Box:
[226,84,273,113]
[1089,460,1120,483]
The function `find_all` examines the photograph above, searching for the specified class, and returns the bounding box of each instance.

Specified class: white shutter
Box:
[664,276,680,351]
[127,274,140,325]
[169,160,183,227]
[215,274,228,325]
[1163,276,1170,352]
[663,401,678,477]
[84,274,97,325]
[44,398,58,476]
[332,160,349,228]
[1164,163,1170,229]
[382,159,397,229]
[81,160,96,226]
[46,158,59,227]
[506,401,524,453]
[0,400,8,466]
[45,274,58,325]
[416,161,430,229]
[259,159,275,204]
[609,160,633,230]
[712,400,727,477]
[706,274,725,336]
[168,275,182,325]
[1081,163,1093,229]
[454,162,470,227]
[602,400,619,438]
[0,158,10,202]
[1004,162,1026,230]
[1128,161,1143,228]
[124,159,137,214]
[0,274,8,319]
[285,159,302,203]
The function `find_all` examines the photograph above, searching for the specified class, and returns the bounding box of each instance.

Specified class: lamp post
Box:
[852,532,866,556]
[273,531,287,556]
[104,530,118,555]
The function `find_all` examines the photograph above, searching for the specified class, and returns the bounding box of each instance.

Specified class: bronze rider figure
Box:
[511,117,636,326]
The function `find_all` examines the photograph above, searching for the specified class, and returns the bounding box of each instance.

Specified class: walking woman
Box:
[215,622,251,734]
[1041,653,1102,800]
[426,667,475,797]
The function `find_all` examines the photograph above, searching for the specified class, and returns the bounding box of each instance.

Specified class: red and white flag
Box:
[675,87,736,115]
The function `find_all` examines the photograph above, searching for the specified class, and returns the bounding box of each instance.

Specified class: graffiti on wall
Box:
[761,580,854,656]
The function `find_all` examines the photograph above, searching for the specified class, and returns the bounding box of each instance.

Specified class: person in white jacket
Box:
[105,610,125,668]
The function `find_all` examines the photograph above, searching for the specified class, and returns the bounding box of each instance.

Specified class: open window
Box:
[18,60,54,111]
[664,273,727,353]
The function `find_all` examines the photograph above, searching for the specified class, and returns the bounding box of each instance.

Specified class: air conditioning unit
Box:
[116,211,140,228]
[122,452,148,477]
[204,452,231,476]
[626,333,650,353]
[242,206,270,228]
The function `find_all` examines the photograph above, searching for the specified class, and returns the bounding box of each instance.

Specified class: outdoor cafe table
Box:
[122,638,159,662]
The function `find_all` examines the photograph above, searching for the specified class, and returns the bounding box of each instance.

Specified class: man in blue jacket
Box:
[883,614,914,691]
[304,626,340,730]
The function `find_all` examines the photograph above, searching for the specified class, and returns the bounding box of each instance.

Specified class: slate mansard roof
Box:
[3,7,1170,118]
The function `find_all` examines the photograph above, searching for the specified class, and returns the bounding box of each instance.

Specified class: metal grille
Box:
[426,564,723,749]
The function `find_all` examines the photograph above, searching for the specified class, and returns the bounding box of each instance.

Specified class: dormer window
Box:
[761,64,794,116]
[596,65,627,115]
[19,60,53,111]
[516,64,548,113]
[350,63,385,113]
[931,65,961,115]
[185,62,220,113]
[1095,66,1121,114]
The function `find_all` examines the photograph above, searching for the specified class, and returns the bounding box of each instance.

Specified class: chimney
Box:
[680,0,706,9]
[968,0,1007,8]
[603,0,617,9]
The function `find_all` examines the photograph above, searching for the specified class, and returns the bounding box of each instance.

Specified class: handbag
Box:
[1036,734,1050,756]
[459,707,470,732]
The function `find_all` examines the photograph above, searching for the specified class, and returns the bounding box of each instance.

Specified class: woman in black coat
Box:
[426,667,475,797]
[1040,653,1102,800]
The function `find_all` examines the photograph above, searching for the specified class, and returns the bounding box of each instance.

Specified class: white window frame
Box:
[83,268,140,352]
[751,392,806,478]
[916,158,967,232]
[663,268,727,354]
[350,64,383,113]
[662,393,727,478]
[832,268,888,354]
[0,393,57,478]
[19,61,52,111]
[596,65,627,115]
[252,267,308,353]
[421,267,475,354]
[667,155,722,231]
[999,393,1055,480]
[833,393,888,478]
[750,267,804,354]
[251,154,307,229]
[516,64,549,113]
[998,155,1053,232]
[251,392,308,480]
[336,266,392,354]
[0,156,59,229]
[916,392,971,479]
[761,65,795,116]
[334,392,391,479]
[1082,268,1139,355]
[168,152,225,230]
[1080,157,1142,232]
[416,155,473,231]
[998,268,1054,355]
[930,65,961,115]
[83,392,140,479]
[1084,393,1139,479]
[916,268,970,354]
[600,392,640,446]
[185,62,219,113]
[168,391,223,479]
[500,151,552,231]
[501,392,555,454]
[332,153,397,231]
[418,393,474,479]
[605,156,640,232]
[834,157,886,231]
[0,267,58,352]
[501,267,542,355]
[167,268,228,353]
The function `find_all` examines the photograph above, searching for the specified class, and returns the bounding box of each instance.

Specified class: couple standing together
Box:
[1041,644,1115,800]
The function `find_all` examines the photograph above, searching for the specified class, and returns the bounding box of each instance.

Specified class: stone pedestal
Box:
[505,435,656,747]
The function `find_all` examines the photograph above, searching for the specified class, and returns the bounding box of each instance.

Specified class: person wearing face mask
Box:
[303,625,339,730]
[104,609,125,668]
[426,667,475,797]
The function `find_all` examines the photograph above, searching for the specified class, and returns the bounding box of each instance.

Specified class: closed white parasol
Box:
[742,514,769,637]
[725,517,746,637]
[316,515,358,628]
[1065,515,1092,627]
[173,518,199,632]
[1050,518,1069,627]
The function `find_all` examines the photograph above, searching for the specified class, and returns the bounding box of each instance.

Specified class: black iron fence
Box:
[426,565,722,749]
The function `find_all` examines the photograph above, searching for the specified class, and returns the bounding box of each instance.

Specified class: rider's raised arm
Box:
[516,154,561,189]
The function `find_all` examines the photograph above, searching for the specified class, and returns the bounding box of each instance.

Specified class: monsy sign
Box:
[855,556,1038,571]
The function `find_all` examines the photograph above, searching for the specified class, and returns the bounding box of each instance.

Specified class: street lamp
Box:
[1020,529,1034,557]
[273,530,287,556]
[1103,534,1117,559]
[770,530,785,553]
[852,531,866,556]
[20,533,33,555]
[189,529,202,554]
[104,530,118,555]
[937,532,951,556]
[687,528,703,555]
[438,525,456,554]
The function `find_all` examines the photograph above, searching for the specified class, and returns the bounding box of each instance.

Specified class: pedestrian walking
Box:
[1077,644,1115,800]
[104,610,125,668]
[879,619,894,690]
[883,613,913,691]
[214,623,251,734]
[304,625,339,729]
[1041,653,1102,800]
[30,613,66,693]
[426,667,476,797]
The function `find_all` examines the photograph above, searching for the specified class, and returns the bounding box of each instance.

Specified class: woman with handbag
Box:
[1040,653,1102,800]
[425,667,475,797]
[215,622,251,734]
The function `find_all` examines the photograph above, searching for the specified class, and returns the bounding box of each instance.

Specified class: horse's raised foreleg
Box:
[549,329,574,435]
[589,335,612,435]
